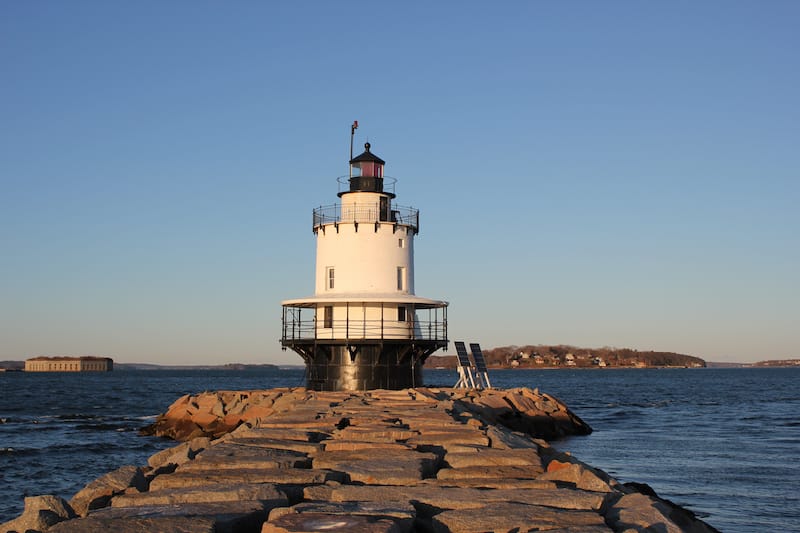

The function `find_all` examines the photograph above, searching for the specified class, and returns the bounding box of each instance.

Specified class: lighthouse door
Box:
[379,197,389,222]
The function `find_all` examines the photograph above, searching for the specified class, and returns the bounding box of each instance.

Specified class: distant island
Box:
[0,361,280,372]
[428,345,707,369]
[752,358,800,367]
[705,359,799,368]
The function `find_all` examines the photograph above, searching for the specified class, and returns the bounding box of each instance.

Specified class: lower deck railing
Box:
[281,308,447,344]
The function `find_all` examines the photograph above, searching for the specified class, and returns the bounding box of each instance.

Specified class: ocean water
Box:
[1,367,798,532]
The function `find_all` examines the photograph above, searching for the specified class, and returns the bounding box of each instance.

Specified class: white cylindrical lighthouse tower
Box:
[281,138,448,391]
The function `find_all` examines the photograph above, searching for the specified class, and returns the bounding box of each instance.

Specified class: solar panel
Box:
[469,343,488,373]
[454,341,472,367]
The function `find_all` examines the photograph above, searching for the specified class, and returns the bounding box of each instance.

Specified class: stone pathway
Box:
[2,388,718,533]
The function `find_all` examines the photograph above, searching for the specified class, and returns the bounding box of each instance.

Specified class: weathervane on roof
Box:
[349,120,358,178]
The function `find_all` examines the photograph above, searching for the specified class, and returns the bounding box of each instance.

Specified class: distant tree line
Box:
[427,344,706,369]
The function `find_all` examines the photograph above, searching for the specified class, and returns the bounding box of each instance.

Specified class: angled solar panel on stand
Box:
[469,343,488,373]
[454,341,476,389]
[469,343,492,389]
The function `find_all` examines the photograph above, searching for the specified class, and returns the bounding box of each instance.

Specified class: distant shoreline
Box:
[0,362,297,372]
[431,364,774,370]
[114,363,285,371]
[3,359,797,372]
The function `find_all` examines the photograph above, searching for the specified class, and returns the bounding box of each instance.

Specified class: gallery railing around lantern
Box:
[337,175,397,196]
[281,305,447,345]
[312,203,419,233]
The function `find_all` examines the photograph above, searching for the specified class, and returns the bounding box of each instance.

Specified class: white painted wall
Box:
[315,220,415,295]
[340,192,384,223]
[313,303,416,340]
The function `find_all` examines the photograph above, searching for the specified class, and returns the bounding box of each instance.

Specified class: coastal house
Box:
[564,353,576,366]
[24,356,113,372]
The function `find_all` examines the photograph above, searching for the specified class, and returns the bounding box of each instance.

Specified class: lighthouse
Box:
[280,130,448,391]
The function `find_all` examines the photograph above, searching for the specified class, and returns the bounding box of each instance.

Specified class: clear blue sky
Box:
[1,2,797,364]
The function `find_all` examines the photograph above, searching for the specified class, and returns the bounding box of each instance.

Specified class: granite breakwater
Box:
[2,387,718,532]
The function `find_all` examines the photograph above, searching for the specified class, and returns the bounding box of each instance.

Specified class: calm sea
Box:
[1,367,797,531]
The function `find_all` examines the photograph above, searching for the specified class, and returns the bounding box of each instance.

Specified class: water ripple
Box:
[1,366,798,533]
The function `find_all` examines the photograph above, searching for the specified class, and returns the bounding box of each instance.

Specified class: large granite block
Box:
[50,501,269,533]
[430,502,609,533]
[111,483,287,508]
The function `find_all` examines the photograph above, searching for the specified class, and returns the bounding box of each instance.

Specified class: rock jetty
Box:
[2,387,718,533]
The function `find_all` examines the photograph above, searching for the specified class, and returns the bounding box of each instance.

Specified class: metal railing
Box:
[337,175,397,195]
[281,309,447,344]
[312,203,419,233]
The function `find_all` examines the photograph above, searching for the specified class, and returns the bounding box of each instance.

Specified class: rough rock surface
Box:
[68,465,148,517]
[4,387,720,533]
[141,387,592,442]
[0,495,74,533]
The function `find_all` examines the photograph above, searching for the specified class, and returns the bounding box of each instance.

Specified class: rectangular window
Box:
[398,238,404,248]
[326,267,334,290]
[323,306,333,329]
[397,266,405,291]
[398,306,406,322]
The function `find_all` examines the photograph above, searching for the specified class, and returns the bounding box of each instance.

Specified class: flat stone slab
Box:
[282,501,415,519]
[430,502,610,532]
[222,437,323,455]
[437,464,546,480]
[228,428,331,442]
[188,443,311,469]
[111,483,287,508]
[50,501,268,533]
[405,431,490,448]
[50,515,216,533]
[263,512,405,533]
[150,468,344,490]
[313,450,439,485]
[333,426,420,442]
[304,484,605,512]
[429,477,558,490]
[322,441,413,452]
[444,448,543,468]
[258,418,343,430]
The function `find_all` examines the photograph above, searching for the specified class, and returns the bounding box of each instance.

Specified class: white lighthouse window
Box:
[398,238,404,248]
[397,266,406,291]
[398,306,406,322]
[326,267,335,290]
